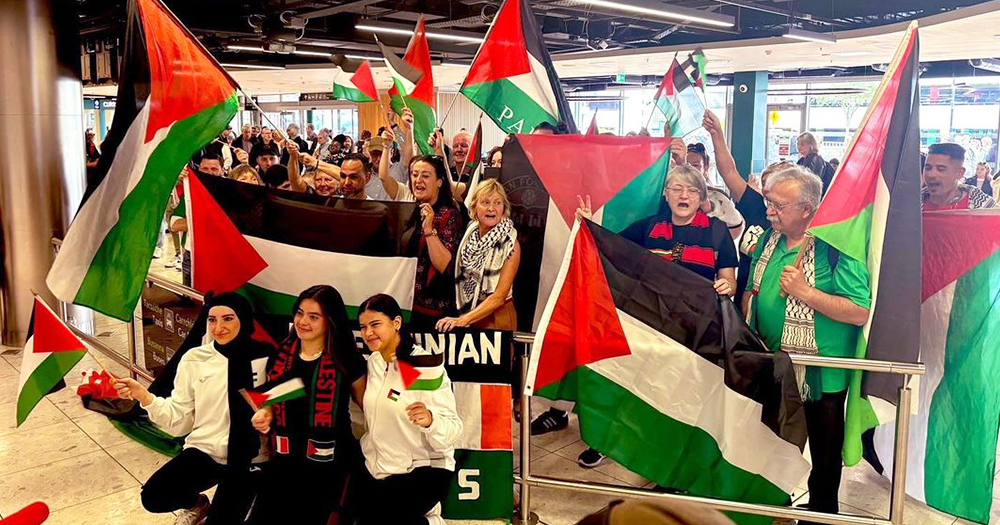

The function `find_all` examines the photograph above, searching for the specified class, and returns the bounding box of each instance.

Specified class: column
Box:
[0,0,84,344]
[730,71,769,178]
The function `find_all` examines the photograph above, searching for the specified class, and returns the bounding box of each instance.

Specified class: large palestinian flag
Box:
[806,22,922,465]
[871,210,1000,524]
[16,298,88,426]
[460,0,576,134]
[47,0,238,321]
[332,61,379,103]
[653,58,706,138]
[526,220,809,525]
[191,174,419,321]
[500,134,672,329]
[387,17,436,155]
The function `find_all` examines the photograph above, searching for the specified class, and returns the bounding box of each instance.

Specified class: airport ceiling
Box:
[78,0,995,68]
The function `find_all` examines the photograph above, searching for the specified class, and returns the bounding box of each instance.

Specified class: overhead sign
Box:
[300,92,336,102]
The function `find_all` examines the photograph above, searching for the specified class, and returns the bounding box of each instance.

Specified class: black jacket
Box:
[797,152,835,195]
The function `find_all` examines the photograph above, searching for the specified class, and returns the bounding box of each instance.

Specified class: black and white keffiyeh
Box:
[456,218,516,312]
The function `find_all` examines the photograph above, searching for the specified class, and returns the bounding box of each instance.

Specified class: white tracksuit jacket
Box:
[361,345,463,480]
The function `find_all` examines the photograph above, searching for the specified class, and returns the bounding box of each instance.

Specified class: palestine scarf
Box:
[204,292,271,468]
[267,339,344,442]
[455,218,516,311]
[748,232,820,399]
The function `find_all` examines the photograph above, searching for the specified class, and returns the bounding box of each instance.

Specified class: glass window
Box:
[804,81,878,163]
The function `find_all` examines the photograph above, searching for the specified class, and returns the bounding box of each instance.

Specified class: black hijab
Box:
[204,292,270,468]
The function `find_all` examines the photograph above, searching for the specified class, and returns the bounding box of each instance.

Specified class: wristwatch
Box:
[424,228,438,237]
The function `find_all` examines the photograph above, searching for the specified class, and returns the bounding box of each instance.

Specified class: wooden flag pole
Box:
[456,112,484,177]
[438,92,461,128]
[779,233,815,299]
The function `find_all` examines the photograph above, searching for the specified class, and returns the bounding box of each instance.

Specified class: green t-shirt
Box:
[748,233,871,394]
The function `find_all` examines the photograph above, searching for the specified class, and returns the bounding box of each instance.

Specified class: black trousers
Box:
[248,456,352,525]
[802,389,848,520]
[141,448,255,525]
[353,465,452,525]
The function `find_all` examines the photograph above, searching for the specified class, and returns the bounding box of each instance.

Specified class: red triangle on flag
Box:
[306,441,318,456]
[30,298,85,354]
[463,0,531,87]
[533,222,631,392]
[188,175,268,293]
[245,390,268,408]
[351,60,379,102]
[137,0,236,143]
[516,134,672,228]
[397,360,420,389]
[389,17,435,108]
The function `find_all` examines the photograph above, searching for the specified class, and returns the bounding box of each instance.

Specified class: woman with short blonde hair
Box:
[436,179,520,332]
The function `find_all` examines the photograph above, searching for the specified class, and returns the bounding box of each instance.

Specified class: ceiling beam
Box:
[299,0,384,20]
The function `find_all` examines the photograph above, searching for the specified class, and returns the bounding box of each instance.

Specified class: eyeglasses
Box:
[666,185,701,197]
[765,200,806,212]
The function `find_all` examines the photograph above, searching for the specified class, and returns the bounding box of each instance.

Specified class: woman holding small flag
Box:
[246,285,367,525]
[112,292,271,525]
[355,293,463,525]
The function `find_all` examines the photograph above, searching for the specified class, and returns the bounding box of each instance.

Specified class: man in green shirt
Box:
[742,167,871,523]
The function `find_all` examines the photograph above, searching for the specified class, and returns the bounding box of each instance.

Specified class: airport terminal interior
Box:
[2,0,1000,524]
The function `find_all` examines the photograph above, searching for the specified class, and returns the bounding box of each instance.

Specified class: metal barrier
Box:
[50,237,925,525]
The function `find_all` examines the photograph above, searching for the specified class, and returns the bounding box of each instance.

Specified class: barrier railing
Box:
[50,238,925,525]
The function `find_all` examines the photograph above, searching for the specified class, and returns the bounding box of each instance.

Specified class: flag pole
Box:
[373,34,413,114]
[643,52,679,131]
[438,91,461,128]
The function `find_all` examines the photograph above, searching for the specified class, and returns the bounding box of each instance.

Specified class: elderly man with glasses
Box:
[742,166,871,524]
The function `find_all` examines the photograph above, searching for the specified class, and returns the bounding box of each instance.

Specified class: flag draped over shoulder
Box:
[499,134,672,329]
[332,61,379,103]
[654,58,705,138]
[806,22,922,465]
[17,298,88,426]
[192,174,419,320]
[386,17,436,155]
[526,220,808,525]
[47,0,238,321]
[872,210,1000,525]
[460,0,576,134]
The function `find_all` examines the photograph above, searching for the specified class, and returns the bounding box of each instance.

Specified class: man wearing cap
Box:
[363,136,391,201]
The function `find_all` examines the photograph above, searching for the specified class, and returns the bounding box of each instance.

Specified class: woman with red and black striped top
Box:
[579,164,738,295]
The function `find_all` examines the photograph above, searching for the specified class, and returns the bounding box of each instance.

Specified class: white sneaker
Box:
[173,256,183,271]
[163,257,175,268]
[153,247,163,259]
[174,494,209,525]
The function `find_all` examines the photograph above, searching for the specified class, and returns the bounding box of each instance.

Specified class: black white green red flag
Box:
[47,0,239,320]
[806,22,922,465]
[16,297,88,426]
[460,0,576,134]
[331,60,379,103]
[526,220,808,525]
[871,210,1000,525]
[653,58,705,138]
[500,134,673,329]
[386,17,436,155]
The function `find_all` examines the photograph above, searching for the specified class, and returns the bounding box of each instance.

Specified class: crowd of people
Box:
[95,104,998,525]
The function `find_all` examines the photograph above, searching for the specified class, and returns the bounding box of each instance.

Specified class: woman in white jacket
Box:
[355,293,463,525]
[113,293,271,525]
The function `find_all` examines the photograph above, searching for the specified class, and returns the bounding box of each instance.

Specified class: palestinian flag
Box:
[806,22,922,465]
[397,354,445,391]
[332,61,379,103]
[500,134,672,329]
[192,174,419,321]
[440,331,514,521]
[17,298,88,426]
[386,17,436,155]
[460,0,576,134]
[653,58,705,138]
[585,113,599,135]
[377,40,423,98]
[681,48,708,90]
[47,0,238,320]
[870,210,1000,524]
[526,220,809,525]
[243,378,306,409]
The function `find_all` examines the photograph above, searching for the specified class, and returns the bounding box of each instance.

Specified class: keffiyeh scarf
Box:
[748,232,819,398]
[456,218,516,312]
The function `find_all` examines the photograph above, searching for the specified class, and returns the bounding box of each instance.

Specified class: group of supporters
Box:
[101,103,996,525]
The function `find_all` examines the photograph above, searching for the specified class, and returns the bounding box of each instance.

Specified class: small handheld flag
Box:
[17,297,88,426]
[332,61,379,103]
[397,354,445,391]
[240,377,306,410]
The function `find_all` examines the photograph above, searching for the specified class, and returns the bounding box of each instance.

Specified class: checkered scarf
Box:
[456,219,516,312]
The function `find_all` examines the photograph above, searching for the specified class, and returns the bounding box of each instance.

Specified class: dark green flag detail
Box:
[377,40,423,95]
